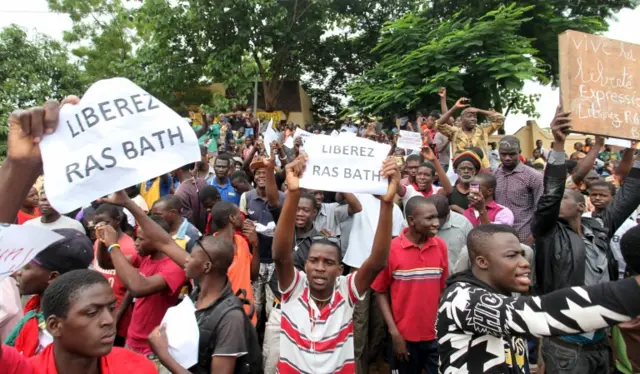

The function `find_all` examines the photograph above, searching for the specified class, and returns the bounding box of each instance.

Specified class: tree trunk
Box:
[490,83,505,135]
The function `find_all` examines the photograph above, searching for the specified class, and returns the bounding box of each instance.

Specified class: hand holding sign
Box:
[7,96,79,165]
[98,190,131,207]
[285,154,308,192]
[550,105,573,143]
[380,157,400,203]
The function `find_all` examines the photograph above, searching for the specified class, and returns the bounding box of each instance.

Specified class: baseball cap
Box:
[32,229,94,274]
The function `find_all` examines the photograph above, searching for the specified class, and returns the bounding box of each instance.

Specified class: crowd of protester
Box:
[2,89,640,374]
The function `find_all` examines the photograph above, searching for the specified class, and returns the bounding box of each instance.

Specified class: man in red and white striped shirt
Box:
[272,154,399,374]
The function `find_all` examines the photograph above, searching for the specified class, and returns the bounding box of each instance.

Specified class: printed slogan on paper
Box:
[559,30,640,140]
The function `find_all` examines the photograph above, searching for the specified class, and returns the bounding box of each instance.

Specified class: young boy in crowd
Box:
[372,196,447,374]
[102,191,261,373]
[2,269,156,374]
[5,229,94,357]
[273,154,399,373]
[95,212,185,363]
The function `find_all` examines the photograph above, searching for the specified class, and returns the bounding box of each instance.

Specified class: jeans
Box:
[353,289,387,374]
[542,337,609,374]
[262,307,282,374]
[389,340,438,374]
[251,263,275,325]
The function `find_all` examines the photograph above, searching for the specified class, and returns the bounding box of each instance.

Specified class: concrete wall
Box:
[489,120,593,157]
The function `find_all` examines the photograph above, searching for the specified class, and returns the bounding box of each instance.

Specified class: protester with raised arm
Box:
[273,154,399,373]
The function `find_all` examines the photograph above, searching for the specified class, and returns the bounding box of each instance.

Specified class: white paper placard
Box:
[605,137,632,148]
[263,119,277,157]
[160,297,199,369]
[330,130,339,137]
[396,130,422,151]
[40,78,200,213]
[300,135,391,194]
[284,127,314,148]
[0,224,63,281]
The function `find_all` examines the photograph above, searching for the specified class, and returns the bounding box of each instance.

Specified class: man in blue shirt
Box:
[208,153,240,206]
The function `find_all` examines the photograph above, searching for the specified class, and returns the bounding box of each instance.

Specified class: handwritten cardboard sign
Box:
[40,78,201,213]
[397,130,423,151]
[559,30,640,140]
[0,224,63,281]
[300,135,391,194]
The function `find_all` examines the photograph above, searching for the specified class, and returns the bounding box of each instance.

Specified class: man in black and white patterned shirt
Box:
[437,223,640,374]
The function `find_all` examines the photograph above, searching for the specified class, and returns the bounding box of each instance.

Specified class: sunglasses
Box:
[194,238,215,264]
[312,235,341,249]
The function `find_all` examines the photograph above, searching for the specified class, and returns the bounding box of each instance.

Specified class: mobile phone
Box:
[395,156,405,166]
[470,182,480,194]
[461,98,471,105]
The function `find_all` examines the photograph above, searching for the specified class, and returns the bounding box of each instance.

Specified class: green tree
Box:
[0,25,87,156]
[47,0,139,83]
[348,4,545,116]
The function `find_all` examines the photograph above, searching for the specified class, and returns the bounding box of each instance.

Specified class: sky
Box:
[1,1,639,134]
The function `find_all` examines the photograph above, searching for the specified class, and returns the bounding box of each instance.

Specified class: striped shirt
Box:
[278,270,364,374]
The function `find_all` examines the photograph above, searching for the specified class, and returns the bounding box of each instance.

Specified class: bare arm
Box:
[102,192,189,269]
[354,158,399,295]
[115,291,132,326]
[272,156,307,292]
[343,193,362,216]
[615,145,636,184]
[264,157,280,208]
[572,136,604,186]
[438,87,453,125]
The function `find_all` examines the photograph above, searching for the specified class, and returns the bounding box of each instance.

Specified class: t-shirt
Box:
[371,230,448,342]
[401,184,441,211]
[24,215,86,234]
[343,194,405,269]
[278,270,364,374]
[91,234,137,337]
[216,233,257,325]
[175,178,209,233]
[126,254,186,354]
[16,208,40,225]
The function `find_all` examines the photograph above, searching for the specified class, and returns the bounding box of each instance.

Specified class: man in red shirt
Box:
[372,195,448,374]
[95,214,186,360]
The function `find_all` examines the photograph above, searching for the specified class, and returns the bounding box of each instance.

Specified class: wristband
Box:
[107,244,120,253]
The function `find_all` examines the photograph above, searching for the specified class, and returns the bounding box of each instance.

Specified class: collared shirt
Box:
[209,177,240,206]
[494,162,544,242]
[437,211,473,271]
[241,189,286,263]
[463,200,515,227]
[314,203,350,237]
[437,114,504,168]
[582,225,609,287]
[371,228,448,342]
[175,177,209,233]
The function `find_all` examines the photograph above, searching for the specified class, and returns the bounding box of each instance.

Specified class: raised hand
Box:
[454,97,470,109]
[284,154,307,192]
[98,190,131,207]
[7,96,80,165]
[380,157,400,202]
[96,223,120,248]
[550,105,572,143]
[421,146,437,162]
[438,87,447,98]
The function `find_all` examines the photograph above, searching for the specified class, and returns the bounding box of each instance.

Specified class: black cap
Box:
[32,229,94,274]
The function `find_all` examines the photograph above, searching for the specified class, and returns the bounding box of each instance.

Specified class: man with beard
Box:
[494,135,543,244]
[447,151,482,213]
[437,98,504,169]
[372,196,446,374]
